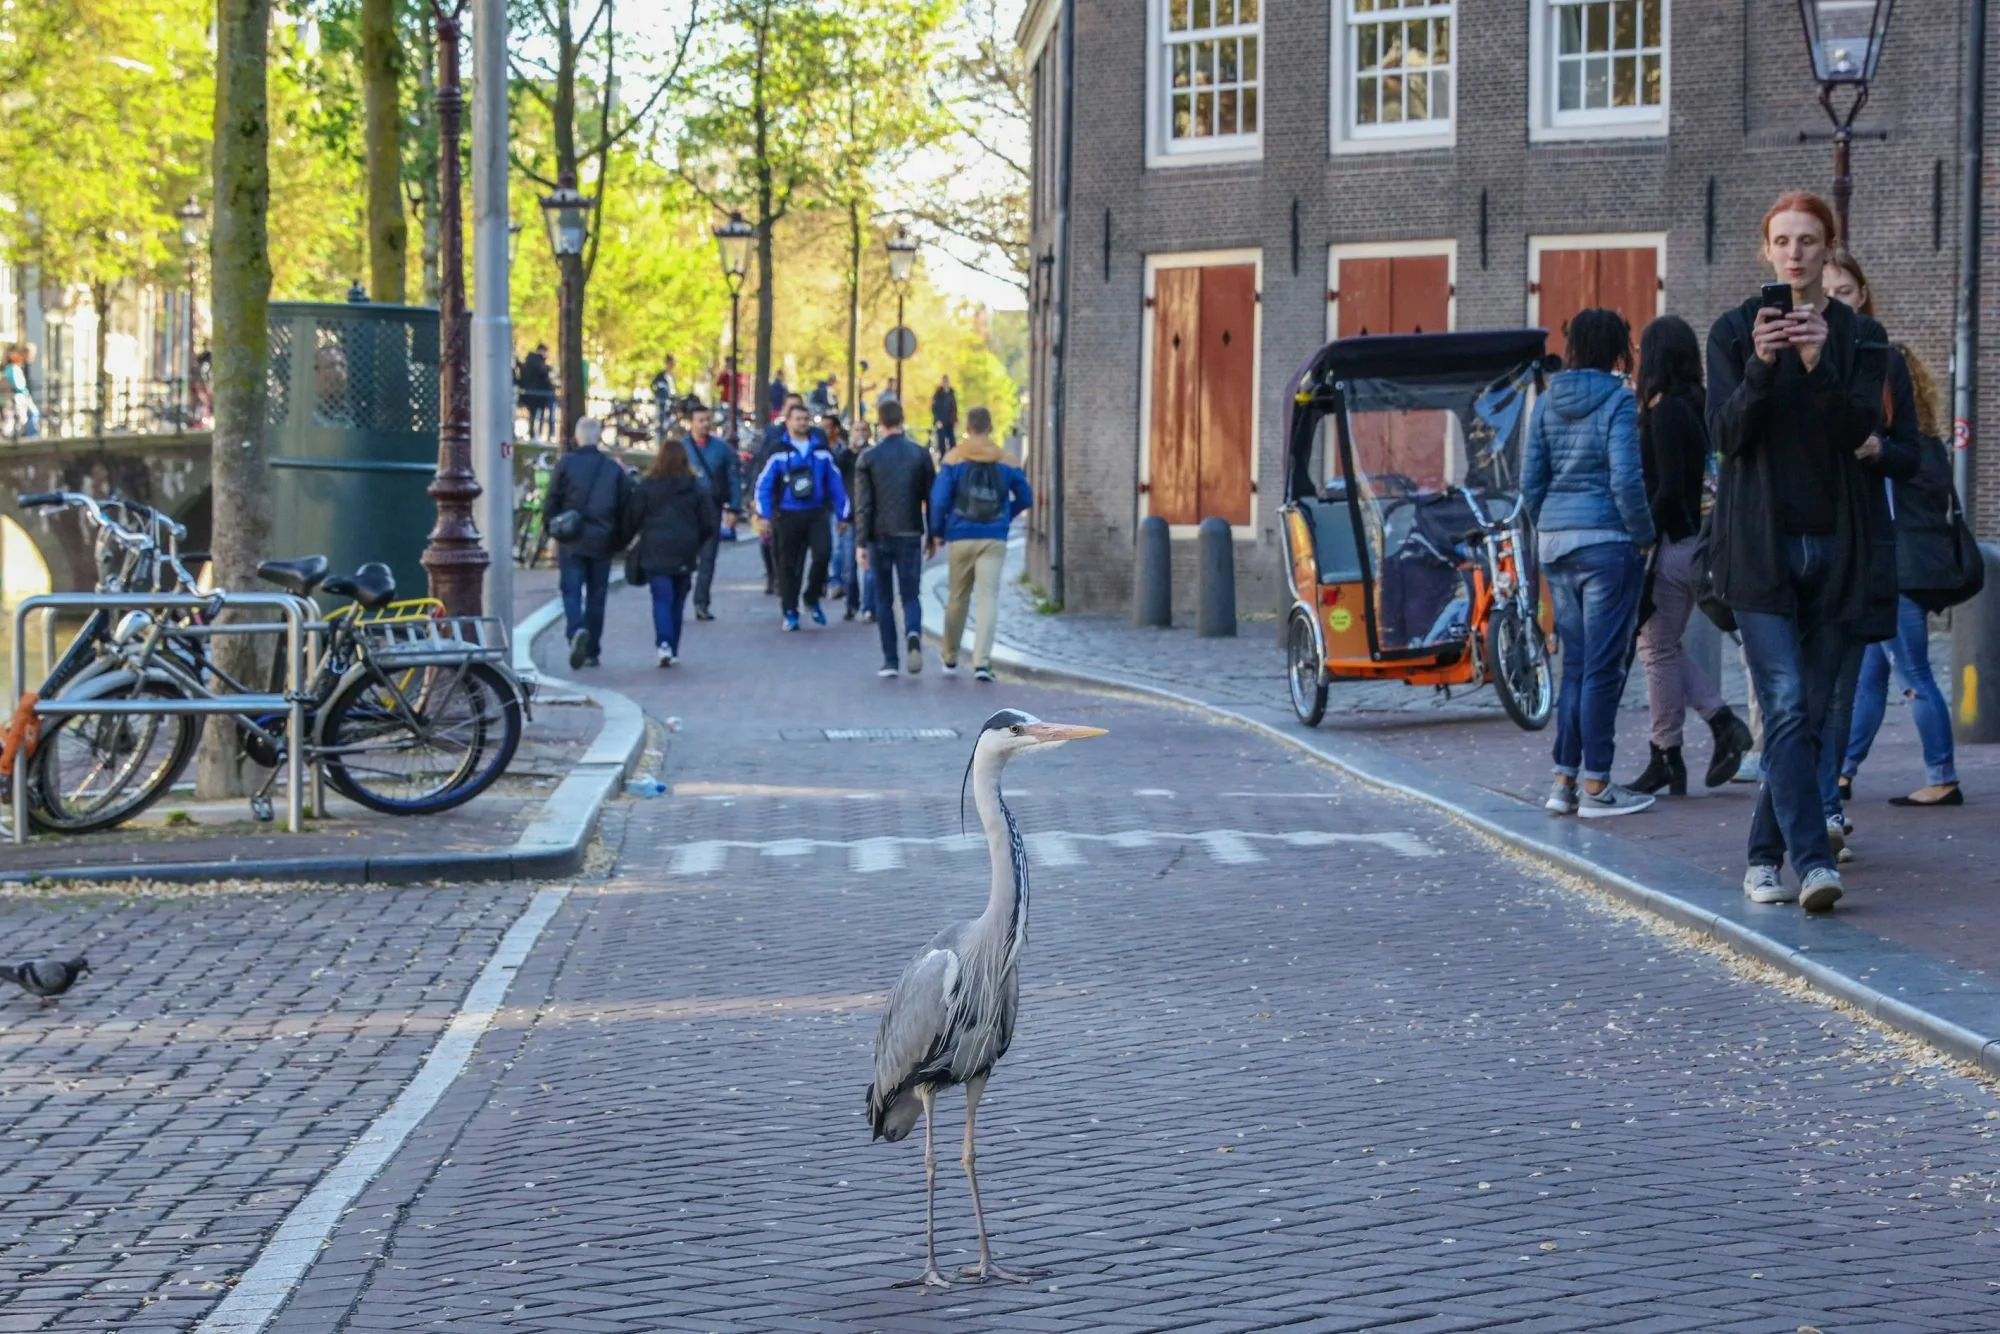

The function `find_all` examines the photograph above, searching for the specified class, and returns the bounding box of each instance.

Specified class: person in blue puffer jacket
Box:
[755,400,850,630]
[1523,308,1657,820]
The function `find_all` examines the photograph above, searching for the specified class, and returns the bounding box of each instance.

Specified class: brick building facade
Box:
[1018,0,2000,616]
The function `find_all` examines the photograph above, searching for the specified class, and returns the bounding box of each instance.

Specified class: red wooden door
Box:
[1196,264,1257,525]
[1537,246,1659,361]
[1593,247,1662,343]
[1336,258,1393,338]
[1535,249,1597,360]
[1149,268,1202,525]
[1389,255,1451,334]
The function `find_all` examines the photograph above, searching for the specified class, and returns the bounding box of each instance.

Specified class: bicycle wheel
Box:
[319,660,522,815]
[1287,609,1329,727]
[1488,602,1554,732]
[28,680,202,833]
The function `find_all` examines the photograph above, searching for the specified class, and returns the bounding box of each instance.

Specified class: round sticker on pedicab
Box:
[1329,608,1352,633]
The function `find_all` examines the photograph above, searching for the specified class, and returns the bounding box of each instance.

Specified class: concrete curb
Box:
[1,598,647,889]
[923,559,2000,1077]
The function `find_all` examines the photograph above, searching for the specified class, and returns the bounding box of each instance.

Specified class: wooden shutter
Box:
[1149,267,1202,525]
[1535,249,1596,360]
[1335,257,1393,338]
[1389,255,1451,334]
[1592,247,1662,341]
[1196,264,1257,525]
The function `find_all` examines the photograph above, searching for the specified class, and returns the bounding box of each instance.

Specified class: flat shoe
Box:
[1889,785,1963,807]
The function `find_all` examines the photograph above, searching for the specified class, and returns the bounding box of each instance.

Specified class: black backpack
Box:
[953,461,1005,524]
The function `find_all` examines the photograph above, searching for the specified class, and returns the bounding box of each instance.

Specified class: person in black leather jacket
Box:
[855,397,938,676]
[544,416,634,668]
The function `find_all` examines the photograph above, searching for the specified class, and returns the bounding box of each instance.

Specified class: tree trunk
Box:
[201,0,274,798]
[750,7,773,422]
[91,282,111,434]
[362,0,406,302]
[412,50,441,305]
[552,0,585,445]
[846,198,859,425]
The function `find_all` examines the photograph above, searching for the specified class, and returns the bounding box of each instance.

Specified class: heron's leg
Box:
[891,1086,952,1290]
[957,1074,1046,1283]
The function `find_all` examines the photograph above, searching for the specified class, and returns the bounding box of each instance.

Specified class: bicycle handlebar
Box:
[16,491,64,508]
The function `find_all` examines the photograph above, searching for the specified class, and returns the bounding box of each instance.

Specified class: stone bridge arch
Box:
[0,433,212,591]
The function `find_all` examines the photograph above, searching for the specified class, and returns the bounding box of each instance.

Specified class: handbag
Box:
[624,543,646,587]
[546,452,615,547]
[1909,480,1986,613]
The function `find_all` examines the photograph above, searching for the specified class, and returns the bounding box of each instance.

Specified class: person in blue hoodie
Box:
[1523,308,1657,820]
[755,399,850,630]
[928,406,1031,681]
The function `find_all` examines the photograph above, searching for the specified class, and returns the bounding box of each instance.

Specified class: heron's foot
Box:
[960,1260,1046,1283]
[892,1267,954,1291]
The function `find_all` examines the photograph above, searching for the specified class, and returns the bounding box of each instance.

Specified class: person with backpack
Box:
[928,406,1030,681]
[755,400,849,631]
[681,401,741,621]
[856,397,937,677]
[624,439,719,667]
[543,416,635,668]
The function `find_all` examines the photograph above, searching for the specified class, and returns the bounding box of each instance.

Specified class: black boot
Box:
[1628,743,1687,796]
[1704,706,1753,789]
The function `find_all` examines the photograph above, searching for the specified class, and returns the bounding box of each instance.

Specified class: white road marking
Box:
[195,887,571,1334]
[666,829,1437,876]
[1135,788,1176,798]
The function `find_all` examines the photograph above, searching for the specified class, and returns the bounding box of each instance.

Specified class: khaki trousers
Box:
[942,538,1007,669]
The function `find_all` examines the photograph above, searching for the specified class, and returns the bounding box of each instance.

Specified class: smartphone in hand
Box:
[1759,282,1793,315]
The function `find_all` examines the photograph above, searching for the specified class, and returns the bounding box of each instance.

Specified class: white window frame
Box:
[1328,0,1456,156]
[1325,240,1458,340]
[1146,0,1264,169]
[1138,248,1264,539]
[1525,232,1668,330]
[1528,0,1670,143]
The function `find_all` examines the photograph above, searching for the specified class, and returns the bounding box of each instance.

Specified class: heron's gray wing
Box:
[873,946,959,1100]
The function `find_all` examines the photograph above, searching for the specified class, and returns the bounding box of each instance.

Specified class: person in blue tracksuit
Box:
[755,400,850,630]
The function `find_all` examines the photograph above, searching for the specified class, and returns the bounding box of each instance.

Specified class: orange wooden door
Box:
[1389,255,1451,334]
[1336,258,1394,338]
[1535,249,1597,361]
[1537,246,1659,361]
[1149,267,1202,525]
[1196,264,1257,526]
[1592,247,1662,343]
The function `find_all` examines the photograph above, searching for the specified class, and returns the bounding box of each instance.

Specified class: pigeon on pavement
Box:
[1,957,89,1006]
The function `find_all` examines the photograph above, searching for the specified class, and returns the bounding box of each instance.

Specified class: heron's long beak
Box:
[1024,722,1107,745]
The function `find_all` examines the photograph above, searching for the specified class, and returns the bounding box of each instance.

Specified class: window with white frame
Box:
[1342,0,1453,139]
[1162,0,1261,150]
[1542,0,1665,130]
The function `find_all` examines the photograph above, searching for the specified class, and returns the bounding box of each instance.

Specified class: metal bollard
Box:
[1950,542,2000,742]
[1196,516,1236,637]
[1133,515,1171,628]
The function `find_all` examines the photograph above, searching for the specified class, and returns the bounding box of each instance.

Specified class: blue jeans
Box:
[1818,638,1865,819]
[833,524,858,607]
[1736,534,1847,875]
[1546,541,1644,782]
[1844,595,1958,786]
[870,536,925,666]
[648,572,691,654]
[558,550,611,653]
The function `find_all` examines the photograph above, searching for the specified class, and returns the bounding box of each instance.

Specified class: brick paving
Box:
[235,540,2000,1333]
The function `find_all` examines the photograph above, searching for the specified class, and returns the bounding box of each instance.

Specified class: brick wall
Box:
[1026,0,1995,614]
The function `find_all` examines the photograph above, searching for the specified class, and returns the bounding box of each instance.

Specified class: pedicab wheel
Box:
[1287,609,1329,728]
[1488,603,1553,731]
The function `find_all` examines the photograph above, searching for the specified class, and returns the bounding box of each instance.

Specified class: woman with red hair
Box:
[1704,191,1915,914]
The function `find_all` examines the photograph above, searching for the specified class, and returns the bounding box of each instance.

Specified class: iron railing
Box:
[4,377,209,442]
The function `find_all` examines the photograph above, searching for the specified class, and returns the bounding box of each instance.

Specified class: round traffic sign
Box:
[884,326,918,360]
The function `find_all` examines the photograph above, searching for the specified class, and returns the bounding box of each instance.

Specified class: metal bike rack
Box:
[8,592,314,844]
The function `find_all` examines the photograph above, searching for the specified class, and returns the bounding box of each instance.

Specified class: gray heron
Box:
[866,709,1106,1290]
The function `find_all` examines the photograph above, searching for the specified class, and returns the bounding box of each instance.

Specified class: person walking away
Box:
[1840,341,1965,808]
[929,406,1031,682]
[544,416,633,668]
[856,398,937,677]
[518,344,555,441]
[1626,316,1754,795]
[682,402,741,621]
[625,437,718,666]
[7,345,40,438]
[826,414,862,616]
[767,372,789,423]
[650,355,679,442]
[755,401,849,631]
[930,375,959,456]
[1707,192,1904,913]
[1523,309,1657,819]
[2,348,26,439]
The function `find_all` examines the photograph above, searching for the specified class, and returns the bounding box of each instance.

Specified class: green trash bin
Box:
[267,302,439,603]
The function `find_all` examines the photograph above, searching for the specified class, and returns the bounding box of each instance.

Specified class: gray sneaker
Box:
[1800,867,1844,913]
[1576,782,1655,819]
[1544,779,1579,815]
[1827,816,1853,864]
[1743,864,1794,904]
[905,633,924,674]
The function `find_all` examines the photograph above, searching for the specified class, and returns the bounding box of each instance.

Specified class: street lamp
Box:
[713,210,755,442]
[886,225,919,401]
[540,173,594,448]
[1797,0,1896,245]
[174,195,204,427]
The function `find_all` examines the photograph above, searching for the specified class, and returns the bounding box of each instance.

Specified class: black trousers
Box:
[773,508,832,614]
[693,531,721,609]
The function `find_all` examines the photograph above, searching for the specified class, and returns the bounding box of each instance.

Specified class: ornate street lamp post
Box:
[174,196,204,428]
[886,226,918,401]
[713,211,755,443]
[541,174,594,450]
[1797,0,1896,245]
[419,0,489,616]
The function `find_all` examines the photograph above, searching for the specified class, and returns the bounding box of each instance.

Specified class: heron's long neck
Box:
[972,750,1028,958]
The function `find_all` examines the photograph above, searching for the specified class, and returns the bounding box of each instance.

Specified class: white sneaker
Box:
[656,646,675,667]
[877,664,898,678]
[1743,865,1795,904]
[1576,782,1655,819]
[1545,779,1579,815]
[941,661,958,676]
[1731,751,1762,784]
[1800,867,1844,913]
[1826,816,1853,863]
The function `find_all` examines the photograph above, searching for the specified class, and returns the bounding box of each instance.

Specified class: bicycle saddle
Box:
[257,554,330,596]
[324,561,397,610]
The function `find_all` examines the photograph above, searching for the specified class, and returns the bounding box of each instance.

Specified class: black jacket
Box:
[1640,390,1707,543]
[1704,296,1912,633]
[854,433,937,543]
[931,387,958,428]
[624,474,718,578]
[517,352,553,393]
[544,445,634,560]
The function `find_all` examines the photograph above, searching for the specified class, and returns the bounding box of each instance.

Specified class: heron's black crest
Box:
[961,710,1036,833]
[981,709,1034,732]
